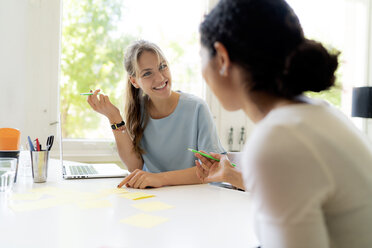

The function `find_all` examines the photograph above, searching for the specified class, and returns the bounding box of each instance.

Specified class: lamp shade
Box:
[352,86,372,118]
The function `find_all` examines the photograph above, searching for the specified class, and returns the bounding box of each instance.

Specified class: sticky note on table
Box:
[119,192,155,200]
[9,197,70,212]
[120,213,168,228]
[99,188,129,195]
[132,201,174,212]
[77,199,112,209]
[11,192,43,201]
[30,187,60,195]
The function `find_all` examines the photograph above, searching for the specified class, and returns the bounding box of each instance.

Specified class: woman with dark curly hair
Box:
[194,0,372,247]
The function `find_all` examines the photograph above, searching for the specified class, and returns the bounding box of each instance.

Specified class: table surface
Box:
[0,152,259,248]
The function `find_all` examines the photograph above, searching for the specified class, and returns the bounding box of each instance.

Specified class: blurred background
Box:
[1,0,371,163]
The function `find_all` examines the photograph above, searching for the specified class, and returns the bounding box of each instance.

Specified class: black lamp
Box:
[352,87,372,118]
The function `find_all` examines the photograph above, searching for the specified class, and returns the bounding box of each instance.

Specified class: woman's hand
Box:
[194,151,235,183]
[87,89,122,122]
[117,169,164,189]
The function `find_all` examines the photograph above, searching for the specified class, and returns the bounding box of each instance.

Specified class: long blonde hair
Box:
[124,40,168,156]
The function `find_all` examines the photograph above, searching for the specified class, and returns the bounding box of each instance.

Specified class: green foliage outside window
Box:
[61,0,202,139]
[305,43,343,108]
[61,0,135,138]
[61,0,343,140]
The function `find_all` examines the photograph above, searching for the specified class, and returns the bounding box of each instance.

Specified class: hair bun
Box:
[283,40,339,96]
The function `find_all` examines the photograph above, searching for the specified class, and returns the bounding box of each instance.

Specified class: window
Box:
[61,0,208,161]
[287,0,370,121]
[207,0,372,150]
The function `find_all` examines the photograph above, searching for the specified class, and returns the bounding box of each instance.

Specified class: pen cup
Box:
[30,150,49,183]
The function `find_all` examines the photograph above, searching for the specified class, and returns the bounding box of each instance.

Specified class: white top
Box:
[241,97,372,248]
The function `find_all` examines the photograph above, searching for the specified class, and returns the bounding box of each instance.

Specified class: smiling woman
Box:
[86,40,225,189]
[59,0,208,162]
[61,0,207,142]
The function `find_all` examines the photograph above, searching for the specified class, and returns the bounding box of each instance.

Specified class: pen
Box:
[35,138,40,151]
[27,136,35,151]
[188,148,237,167]
[80,92,102,95]
[46,135,54,151]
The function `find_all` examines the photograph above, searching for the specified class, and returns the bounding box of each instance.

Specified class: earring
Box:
[219,67,226,76]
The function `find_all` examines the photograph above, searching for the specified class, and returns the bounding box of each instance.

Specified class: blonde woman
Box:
[87,40,225,189]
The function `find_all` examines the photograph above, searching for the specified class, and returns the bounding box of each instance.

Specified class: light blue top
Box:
[140,92,225,173]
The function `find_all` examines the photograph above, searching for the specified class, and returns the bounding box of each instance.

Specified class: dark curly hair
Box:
[200,0,339,98]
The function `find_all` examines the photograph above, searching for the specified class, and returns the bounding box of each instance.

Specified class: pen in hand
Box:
[188,148,237,167]
[80,92,102,96]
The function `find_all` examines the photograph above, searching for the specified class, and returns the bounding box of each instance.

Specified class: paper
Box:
[132,201,174,212]
[9,187,116,212]
[30,187,61,195]
[10,197,72,212]
[119,192,155,200]
[120,213,168,228]
[11,192,43,201]
[77,199,112,209]
[9,187,152,212]
[99,188,129,195]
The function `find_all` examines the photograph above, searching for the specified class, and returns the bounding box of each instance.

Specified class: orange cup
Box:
[0,128,21,151]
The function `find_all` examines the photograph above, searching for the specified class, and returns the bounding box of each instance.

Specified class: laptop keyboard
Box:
[69,165,98,175]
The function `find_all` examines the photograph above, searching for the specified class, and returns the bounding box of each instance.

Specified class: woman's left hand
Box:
[117,169,164,189]
[195,151,235,183]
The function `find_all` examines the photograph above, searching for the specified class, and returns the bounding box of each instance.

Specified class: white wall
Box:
[366,0,372,139]
[0,0,61,148]
[206,86,254,152]
[204,0,254,152]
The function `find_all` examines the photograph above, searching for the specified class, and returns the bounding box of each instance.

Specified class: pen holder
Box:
[30,150,49,183]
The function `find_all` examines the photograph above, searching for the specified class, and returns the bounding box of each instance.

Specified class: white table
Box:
[0,154,259,248]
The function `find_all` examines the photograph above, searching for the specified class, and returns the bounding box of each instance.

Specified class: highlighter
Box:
[80,92,102,95]
[188,148,236,167]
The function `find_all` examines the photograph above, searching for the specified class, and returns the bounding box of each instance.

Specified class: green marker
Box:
[188,148,236,167]
[80,92,102,95]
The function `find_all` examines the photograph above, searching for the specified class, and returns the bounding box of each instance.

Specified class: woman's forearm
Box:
[108,116,143,171]
[225,168,245,190]
[112,129,143,172]
[159,166,202,186]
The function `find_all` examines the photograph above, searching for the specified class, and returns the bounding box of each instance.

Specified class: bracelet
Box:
[111,120,125,130]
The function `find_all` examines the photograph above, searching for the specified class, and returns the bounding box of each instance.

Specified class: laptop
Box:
[58,116,129,179]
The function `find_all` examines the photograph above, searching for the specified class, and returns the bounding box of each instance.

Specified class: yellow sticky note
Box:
[30,187,60,195]
[11,193,43,201]
[99,188,129,195]
[132,201,174,212]
[120,213,168,228]
[77,199,112,209]
[120,192,155,200]
[9,197,70,212]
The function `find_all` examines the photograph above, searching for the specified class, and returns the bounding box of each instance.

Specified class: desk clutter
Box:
[27,135,54,183]
[8,186,174,228]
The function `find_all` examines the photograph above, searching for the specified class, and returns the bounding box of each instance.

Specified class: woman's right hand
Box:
[87,89,122,122]
[194,151,235,183]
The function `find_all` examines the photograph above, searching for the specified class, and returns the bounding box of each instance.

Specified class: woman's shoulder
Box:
[178,91,208,108]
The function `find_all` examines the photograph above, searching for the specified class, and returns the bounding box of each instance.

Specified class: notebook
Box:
[58,116,129,179]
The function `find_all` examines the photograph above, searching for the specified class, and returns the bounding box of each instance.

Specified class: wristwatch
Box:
[111,120,125,130]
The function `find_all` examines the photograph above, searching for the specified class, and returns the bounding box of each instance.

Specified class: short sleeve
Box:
[196,101,226,154]
[242,125,333,248]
